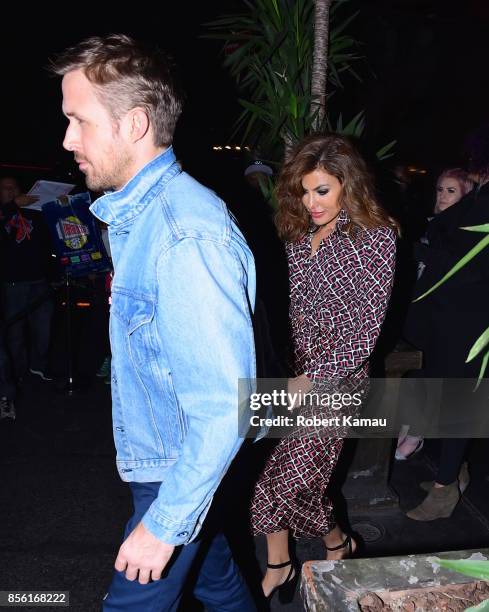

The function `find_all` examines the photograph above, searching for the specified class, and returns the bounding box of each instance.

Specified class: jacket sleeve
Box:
[304,227,396,380]
[141,237,256,545]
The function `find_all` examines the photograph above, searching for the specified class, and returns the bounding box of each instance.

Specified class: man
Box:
[0,176,53,395]
[51,35,257,610]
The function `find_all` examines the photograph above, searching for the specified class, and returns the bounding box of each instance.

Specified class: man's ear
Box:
[125,107,150,143]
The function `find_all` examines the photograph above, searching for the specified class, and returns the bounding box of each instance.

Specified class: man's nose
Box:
[63,123,77,151]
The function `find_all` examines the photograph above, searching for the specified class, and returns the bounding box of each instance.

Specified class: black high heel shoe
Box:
[325,534,355,559]
[265,559,299,604]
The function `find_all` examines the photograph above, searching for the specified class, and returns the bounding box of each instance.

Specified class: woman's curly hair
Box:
[275,133,399,242]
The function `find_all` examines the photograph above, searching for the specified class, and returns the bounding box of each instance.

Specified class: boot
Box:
[406,481,460,521]
[420,462,470,493]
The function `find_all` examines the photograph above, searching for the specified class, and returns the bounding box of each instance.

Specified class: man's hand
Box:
[114,522,175,584]
[14,195,39,207]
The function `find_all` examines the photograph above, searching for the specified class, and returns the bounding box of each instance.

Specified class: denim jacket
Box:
[90,148,256,545]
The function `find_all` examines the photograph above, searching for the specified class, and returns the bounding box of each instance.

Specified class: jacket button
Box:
[177,531,188,537]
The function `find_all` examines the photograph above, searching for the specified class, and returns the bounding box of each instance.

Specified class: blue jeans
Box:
[103,482,256,612]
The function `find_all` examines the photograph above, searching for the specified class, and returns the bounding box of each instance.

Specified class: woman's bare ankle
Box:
[323,529,356,560]
[262,565,295,597]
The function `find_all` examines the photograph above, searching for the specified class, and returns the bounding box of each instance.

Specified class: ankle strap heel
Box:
[267,560,292,569]
[265,559,298,604]
[325,534,353,557]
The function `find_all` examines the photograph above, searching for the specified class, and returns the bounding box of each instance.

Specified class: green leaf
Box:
[474,348,489,391]
[239,98,268,116]
[339,110,365,136]
[376,140,397,161]
[435,558,489,581]
[330,10,360,37]
[461,224,489,233]
[414,234,489,301]
[466,597,489,611]
[467,326,489,363]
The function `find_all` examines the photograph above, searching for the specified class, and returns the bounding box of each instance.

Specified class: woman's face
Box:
[301,168,342,226]
[435,177,463,213]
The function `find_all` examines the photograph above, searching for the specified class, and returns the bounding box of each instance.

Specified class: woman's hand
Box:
[287,373,313,408]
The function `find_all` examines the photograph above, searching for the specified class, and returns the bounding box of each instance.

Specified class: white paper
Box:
[26,180,75,210]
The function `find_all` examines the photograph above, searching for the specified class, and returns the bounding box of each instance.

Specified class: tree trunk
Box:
[311,0,332,131]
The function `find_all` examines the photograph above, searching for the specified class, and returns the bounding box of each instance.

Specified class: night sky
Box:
[2,0,489,185]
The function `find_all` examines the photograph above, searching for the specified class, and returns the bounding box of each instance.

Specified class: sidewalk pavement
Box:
[1,374,488,611]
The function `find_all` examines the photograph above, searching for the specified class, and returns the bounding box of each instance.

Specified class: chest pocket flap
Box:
[111,287,155,334]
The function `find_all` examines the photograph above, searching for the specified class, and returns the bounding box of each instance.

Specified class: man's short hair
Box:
[50,34,184,148]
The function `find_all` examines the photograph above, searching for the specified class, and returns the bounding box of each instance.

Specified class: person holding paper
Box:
[0,176,54,385]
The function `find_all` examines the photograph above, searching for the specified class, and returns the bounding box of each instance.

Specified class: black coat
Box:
[404,182,489,377]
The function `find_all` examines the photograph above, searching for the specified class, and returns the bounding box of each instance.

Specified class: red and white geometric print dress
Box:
[251,210,396,538]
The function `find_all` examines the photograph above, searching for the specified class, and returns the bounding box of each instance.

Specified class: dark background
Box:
[1,0,489,185]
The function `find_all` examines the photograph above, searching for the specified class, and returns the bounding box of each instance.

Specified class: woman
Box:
[395,167,473,460]
[404,132,489,520]
[434,167,474,214]
[250,133,397,601]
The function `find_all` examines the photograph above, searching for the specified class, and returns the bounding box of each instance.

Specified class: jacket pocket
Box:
[111,287,185,455]
[111,288,157,370]
[165,371,188,444]
[111,288,155,334]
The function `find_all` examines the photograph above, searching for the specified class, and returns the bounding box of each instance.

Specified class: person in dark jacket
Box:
[0,176,54,384]
[395,167,474,460]
[404,142,489,520]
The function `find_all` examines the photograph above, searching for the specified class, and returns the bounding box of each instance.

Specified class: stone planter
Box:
[301,548,489,611]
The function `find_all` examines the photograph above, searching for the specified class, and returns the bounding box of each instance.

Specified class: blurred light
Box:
[407,166,427,175]
[212,144,250,152]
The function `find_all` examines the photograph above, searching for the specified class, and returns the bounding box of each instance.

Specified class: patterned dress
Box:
[251,210,396,538]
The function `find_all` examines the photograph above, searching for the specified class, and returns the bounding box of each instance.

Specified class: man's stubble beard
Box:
[85,142,133,192]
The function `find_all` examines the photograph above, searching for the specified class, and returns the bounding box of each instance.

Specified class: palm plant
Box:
[204,0,370,164]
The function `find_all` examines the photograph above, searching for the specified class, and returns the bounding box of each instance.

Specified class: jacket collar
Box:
[90,147,180,227]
